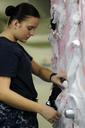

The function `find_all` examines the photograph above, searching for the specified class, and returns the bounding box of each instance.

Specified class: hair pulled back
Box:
[5,3,40,24]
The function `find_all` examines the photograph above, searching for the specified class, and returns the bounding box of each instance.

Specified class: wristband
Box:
[50,73,57,81]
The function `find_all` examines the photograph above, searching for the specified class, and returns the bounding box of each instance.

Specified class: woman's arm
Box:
[0,76,60,123]
[32,60,53,82]
[32,60,67,85]
[0,76,41,112]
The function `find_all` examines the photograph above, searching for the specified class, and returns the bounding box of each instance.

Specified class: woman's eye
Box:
[27,27,33,31]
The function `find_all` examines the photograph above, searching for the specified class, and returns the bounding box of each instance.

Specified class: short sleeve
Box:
[26,53,33,61]
[0,46,19,77]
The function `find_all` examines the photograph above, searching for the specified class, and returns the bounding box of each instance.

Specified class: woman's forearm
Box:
[38,67,53,82]
[0,88,42,113]
[32,60,52,82]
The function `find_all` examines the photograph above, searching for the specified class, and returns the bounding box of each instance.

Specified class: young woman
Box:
[0,3,66,128]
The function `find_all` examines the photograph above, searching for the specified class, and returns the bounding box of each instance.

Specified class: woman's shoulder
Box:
[0,37,17,46]
[0,37,21,56]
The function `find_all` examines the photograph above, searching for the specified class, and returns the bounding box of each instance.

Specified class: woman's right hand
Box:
[39,104,61,124]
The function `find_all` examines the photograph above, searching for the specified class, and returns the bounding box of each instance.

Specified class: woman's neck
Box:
[0,28,17,42]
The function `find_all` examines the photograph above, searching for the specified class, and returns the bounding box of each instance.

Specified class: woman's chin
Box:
[19,37,30,43]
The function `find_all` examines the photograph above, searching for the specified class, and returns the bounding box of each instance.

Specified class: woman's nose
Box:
[30,29,35,36]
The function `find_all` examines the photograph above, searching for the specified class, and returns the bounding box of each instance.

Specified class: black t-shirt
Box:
[0,37,37,101]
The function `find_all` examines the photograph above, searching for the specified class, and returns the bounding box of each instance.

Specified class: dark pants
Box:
[0,102,38,128]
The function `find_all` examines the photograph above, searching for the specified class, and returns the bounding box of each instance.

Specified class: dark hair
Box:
[5,3,40,24]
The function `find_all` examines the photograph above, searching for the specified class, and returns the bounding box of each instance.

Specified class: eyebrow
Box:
[27,25,37,29]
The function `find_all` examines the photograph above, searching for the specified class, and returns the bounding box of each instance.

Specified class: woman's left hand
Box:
[51,71,67,88]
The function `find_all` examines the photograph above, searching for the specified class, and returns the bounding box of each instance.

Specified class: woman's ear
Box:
[11,19,21,29]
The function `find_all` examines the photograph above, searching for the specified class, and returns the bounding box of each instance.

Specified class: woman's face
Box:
[14,16,40,42]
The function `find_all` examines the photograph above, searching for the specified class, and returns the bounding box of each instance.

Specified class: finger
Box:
[49,119,57,124]
[56,112,61,118]
[48,119,55,124]
[53,112,61,120]
[60,77,67,82]
[55,115,61,120]
[49,116,60,124]
[57,80,62,86]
